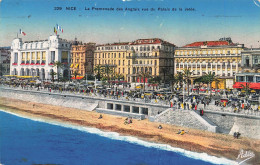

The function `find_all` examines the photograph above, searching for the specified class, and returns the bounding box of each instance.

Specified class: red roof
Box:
[233,82,260,90]
[184,41,230,47]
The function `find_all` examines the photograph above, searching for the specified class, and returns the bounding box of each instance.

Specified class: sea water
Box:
[0,110,235,165]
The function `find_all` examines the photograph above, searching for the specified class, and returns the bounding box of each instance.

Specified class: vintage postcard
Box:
[0,0,260,165]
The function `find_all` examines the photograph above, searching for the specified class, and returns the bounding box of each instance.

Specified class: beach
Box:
[0,97,259,164]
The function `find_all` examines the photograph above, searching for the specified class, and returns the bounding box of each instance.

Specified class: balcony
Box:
[12,63,18,65]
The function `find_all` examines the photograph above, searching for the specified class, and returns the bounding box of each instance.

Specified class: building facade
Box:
[70,42,96,77]
[94,38,175,83]
[241,48,260,73]
[10,35,71,80]
[0,47,11,76]
[174,38,244,89]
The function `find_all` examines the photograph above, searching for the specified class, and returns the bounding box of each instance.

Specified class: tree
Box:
[176,72,184,90]
[169,74,177,92]
[183,69,192,96]
[138,71,151,92]
[53,61,64,82]
[149,76,161,91]
[240,82,251,100]
[161,67,169,87]
[102,64,113,86]
[204,72,217,96]
[50,70,57,83]
[94,65,103,81]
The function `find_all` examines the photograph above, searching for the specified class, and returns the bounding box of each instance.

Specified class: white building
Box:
[10,35,71,80]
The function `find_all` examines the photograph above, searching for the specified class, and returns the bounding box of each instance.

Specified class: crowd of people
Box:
[0,78,259,116]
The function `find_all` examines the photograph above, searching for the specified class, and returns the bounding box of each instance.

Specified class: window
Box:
[123,60,124,65]
[155,60,157,65]
[256,77,260,83]
[155,53,157,57]
[14,53,18,63]
[254,58,258,64]
[237,76,244,82]
[119,68,120,73]
[119,60,120,66]
[128,68,130,74]
[128,60,130,65]
[123,68,124,73]
[247,76,254,82]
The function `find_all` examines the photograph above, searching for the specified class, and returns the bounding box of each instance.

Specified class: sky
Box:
[0,0,260,47]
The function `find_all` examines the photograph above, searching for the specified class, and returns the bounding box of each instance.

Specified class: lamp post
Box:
[183,81,185,103]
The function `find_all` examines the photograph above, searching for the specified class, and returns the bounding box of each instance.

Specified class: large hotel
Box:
[174,38,244,89]
[94,38,175,83]
[10,35,71,80]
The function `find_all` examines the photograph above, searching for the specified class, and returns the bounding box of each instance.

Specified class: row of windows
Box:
[95,52,128,59]
[176,49,241,55]
[97,45,168,52]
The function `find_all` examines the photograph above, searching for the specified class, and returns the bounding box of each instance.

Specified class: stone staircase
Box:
[154,109,217,132]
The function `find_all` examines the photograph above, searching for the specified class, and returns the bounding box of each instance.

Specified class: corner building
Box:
[10,35,71,80]
[70,42,96,77]
[94,38,175,83]
[175,38,244,89]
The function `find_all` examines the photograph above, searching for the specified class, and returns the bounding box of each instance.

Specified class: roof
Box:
[184,41,231,47]
[97,38,175,47]
[130,38,175,46]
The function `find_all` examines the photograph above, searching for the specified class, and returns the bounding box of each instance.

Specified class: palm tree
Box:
[50,70,57,83]
[138,71,151,92]
[161,67,168,87]
[53,61,64,82]
[149,76,161,91]
[94,65,103,81]
[204,72,217,96]
[183,69,192,96]
[176,72,184,91]
[102,64,113,86]
[240,82,251,100]
[169,74,177,92]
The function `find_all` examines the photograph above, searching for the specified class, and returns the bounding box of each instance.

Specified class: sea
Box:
[0,110,235,165]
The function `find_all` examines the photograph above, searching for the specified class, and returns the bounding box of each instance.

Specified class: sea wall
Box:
[1,87,259,138]
[0,87,168,115]
[204,110,260,139]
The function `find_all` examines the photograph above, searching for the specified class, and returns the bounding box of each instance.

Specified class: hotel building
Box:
[241,48,260,73]
[174,38,244,89]
[10,35,71,80]
[70,42,96,77]
[94,38,175,83]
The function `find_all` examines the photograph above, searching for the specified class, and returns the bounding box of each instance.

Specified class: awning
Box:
[71,76,84,80]
[233,82,260,90]
[70,64,74,68]
[75,64,79,68]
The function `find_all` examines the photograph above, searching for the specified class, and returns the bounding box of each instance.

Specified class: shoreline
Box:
[0,97,259,164]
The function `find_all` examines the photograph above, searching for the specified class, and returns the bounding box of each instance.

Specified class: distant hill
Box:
[0,47,11,49]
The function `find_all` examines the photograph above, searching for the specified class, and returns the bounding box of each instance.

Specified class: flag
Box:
[54,27,57,35]
[56,24,63,33]
[19,29,26,36]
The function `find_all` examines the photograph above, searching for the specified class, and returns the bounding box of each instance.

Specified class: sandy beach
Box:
[0,97,259,164]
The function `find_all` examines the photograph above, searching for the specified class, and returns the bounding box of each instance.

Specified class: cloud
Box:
[159,22,163,28]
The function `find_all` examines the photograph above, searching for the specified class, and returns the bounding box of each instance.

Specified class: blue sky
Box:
[0,0,260,47]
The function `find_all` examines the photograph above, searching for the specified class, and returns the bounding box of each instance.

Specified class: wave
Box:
[0,110,237,165]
